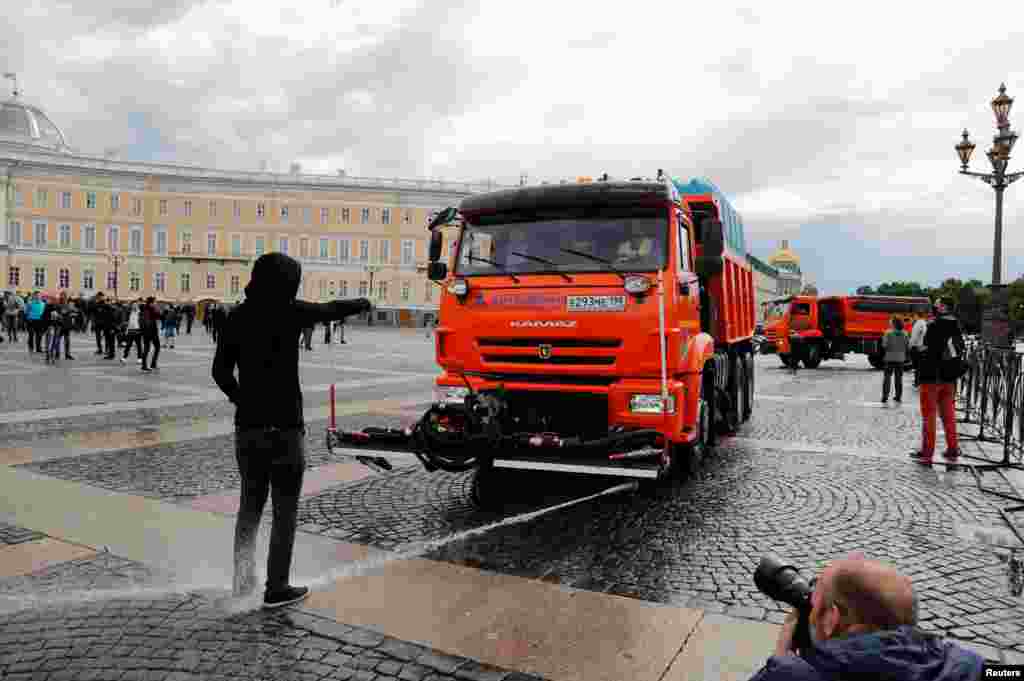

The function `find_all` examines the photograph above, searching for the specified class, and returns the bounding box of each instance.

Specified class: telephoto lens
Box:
[754,554,814,653]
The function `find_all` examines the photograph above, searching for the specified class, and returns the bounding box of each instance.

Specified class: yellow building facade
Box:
[1,94,491,324]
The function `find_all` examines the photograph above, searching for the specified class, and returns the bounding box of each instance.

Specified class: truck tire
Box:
[867,353,885,370]
[743,353,755,421]
[803,344,823,369]
[737,355,751,423]
[675,379,713,476]
[470,466,506,512]
[722,356,742,434]
[705,371,721,443]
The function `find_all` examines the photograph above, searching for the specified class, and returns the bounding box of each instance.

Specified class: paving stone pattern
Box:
[297,444,1024,654]
[0,556,543,681]
[0,522,45,546]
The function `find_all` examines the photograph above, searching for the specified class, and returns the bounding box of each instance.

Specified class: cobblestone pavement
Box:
[0,522,44,546]
[0,554,541,681]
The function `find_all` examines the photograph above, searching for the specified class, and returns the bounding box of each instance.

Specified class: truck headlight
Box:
[624,275,651,294]
[448,279,469,296]
[629,394,676,414]
[433,386,470,406]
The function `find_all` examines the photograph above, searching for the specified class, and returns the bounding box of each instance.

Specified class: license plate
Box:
[566,295,627,312]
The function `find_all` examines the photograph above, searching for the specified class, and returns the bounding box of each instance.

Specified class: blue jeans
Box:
[233,426,306,595]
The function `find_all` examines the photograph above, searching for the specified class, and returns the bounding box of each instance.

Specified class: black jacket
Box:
[212,253,371,428]
[918,316,966,384]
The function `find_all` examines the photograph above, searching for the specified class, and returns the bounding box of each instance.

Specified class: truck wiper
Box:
[508,251,573,282]
[559,248,626,281]
[466,255,520,283]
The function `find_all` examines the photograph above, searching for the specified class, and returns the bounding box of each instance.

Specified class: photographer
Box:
[750,556,982,680]
[212,252,371,609]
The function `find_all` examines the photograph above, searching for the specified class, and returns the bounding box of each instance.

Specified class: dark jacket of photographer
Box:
[918,315,965,385]
[212,252,371,429]
[750,625,982,681]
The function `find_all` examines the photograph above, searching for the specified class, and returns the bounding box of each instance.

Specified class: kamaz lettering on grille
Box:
[509,320,578,328]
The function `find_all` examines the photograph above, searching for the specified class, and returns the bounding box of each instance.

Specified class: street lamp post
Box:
[364,264,382,326]
[107,254,126,301]
[955,83,1023,286]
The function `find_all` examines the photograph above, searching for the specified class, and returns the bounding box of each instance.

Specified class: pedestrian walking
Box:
[881,318,908,404]
[120,302,144,366]
[301,325,313,351]
[140,297,161,371]
[323,321,332,345]
[24,292,46,353]
[4,292,21,343]
[185,302,195,334]
[212,252,371,608]
[910,297,966,465]
[909,316,928,388]
[337,318,346,344]
[162,305,178,349]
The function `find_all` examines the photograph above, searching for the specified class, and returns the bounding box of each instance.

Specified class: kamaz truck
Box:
[328,175,757,508]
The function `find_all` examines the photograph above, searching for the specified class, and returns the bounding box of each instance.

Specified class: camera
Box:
[754,554,814,652]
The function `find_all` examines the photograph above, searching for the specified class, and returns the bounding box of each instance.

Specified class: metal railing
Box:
[957,340,1024,466]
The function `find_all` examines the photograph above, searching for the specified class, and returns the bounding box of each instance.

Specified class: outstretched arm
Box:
[294,298,372,326]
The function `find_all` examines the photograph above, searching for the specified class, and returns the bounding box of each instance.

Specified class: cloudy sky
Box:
[4,0,1024,293]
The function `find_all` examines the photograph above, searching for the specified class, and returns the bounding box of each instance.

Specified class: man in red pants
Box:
[910,297,965,465]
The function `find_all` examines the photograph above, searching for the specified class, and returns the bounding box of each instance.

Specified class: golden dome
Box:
[768,240,801,273]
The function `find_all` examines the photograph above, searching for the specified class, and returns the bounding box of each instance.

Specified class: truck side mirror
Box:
[695,218,724,278]
[428,207,458,231]
[427,262,448,281]
[428,229,444,262]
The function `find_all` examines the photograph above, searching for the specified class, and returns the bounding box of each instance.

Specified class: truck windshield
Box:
[455,216,667,276]
[764,302,787,320]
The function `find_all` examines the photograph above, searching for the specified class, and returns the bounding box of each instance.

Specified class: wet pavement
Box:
[1,327,1023,678]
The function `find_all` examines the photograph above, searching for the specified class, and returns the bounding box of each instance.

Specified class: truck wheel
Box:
[470,466,506,512]
[743,353,755,421]
[676,381,712,475]
[737,356,751,423]
[722,357,742,434]
[867,354,885,370]
[803,345,823,369]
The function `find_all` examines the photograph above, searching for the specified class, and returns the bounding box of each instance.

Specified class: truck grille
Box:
[478,337,622,348]
[482,354,616,366]
[469,372,617,386]
[478,337,621,367]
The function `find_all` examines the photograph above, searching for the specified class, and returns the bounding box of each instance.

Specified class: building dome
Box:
[768,239,801,274]
[0,96,69,151]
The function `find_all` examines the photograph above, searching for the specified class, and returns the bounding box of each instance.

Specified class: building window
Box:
[184,200,192,217]
[83,224,96,250]
[83,269,95,290]
[403,210,412,224]
[257,203,265,220]
[231,235,241,257]
[281,205,289,222]
[155,227,167,255]
[8,266,19,287]
[14,189,23,207]
[129,271,141,292]
[133,198,142,216]
[359,239,369,263]
[108,226,119,252]
[35,188,48,208]
[279,237,289,255]
[61,191,72,209]
[230,275,240,296]
[338,239,349,263]
[154,272,165,292]
[329,281,336,296]
[206,273,216,289]
[377,281,387,300]
[358,281,368,297]
[319,280,327,299]
[106,271,117,290]
[181,230,192,254]
[340,281,348,297]
[180,272,191,293]
[341,208,351,223]
[111,193,120,211]
[207,232,217,256]
[255,237,265,257]
[34,267,46,288]
[402,281,410,301]
[129,227,141,255]
[58,268,70,289]
[401,239,414,265]
[59,224,71,248]
[7,221,21,247]
[209,200,217,217]
[379,239,390,264]
[303,207,311,224]
[34,221,47,248]
[233,201,241,220]
[382,208,391,225]
[361,207,370,224]
[300,238,309,259]
[85,192,96,209]
[320,208,329,224]
[159,199,167,215]
[319,238,329,259]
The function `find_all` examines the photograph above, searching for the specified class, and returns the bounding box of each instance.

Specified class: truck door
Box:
[675,210,699,332]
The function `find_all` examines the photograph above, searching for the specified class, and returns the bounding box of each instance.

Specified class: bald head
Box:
[820,558,916,633]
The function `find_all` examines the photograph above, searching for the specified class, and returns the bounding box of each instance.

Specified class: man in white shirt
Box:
[909,317,929,388]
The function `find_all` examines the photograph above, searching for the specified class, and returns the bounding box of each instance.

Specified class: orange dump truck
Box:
[328,175,756,508]
[761,295,931,369]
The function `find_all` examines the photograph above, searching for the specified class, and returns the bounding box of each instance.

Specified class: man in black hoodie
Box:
[212,252,371,608]
[909,297,966,465]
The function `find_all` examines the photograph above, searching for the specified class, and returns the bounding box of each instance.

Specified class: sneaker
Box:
[141,366,152,373]
[150,365,159,371]
[894,398,901,403]
[942,449,961,462]
[882,398,888,404]
[262,585,309,610]
[119,357,126,364]
[909,451,933,465]
[65,355,74,361]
